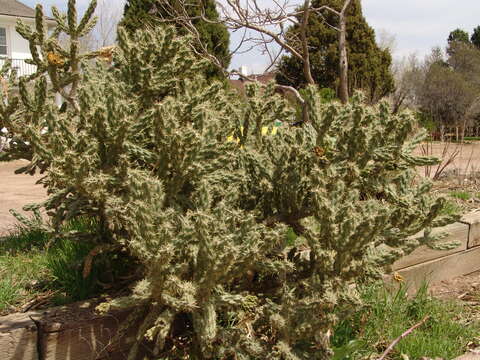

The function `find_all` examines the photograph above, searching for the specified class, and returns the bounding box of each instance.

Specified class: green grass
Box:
[0,218,133,312]
[332,283,479,359]
[449,191,472,201]
[0,254,49,311]
[0,227,50,312]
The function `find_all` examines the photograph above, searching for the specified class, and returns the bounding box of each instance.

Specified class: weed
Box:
[449,191,472,201]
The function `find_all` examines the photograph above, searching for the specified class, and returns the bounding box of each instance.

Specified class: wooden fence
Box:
[432,126,480,141]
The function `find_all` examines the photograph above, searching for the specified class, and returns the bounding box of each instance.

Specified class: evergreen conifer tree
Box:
[121,0,231,78]
[448,28,470,44]
[276,0,394,103]
[472,26,480,49]
[0,1,455,358]
[121,0,155,34]
[447,28,472,57]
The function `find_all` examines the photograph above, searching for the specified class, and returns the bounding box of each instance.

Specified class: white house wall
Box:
[0,15,55,76]
[0,15,34,60]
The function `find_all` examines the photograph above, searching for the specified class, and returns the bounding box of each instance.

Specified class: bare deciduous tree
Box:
[153,0,354,120]
[218,0,353,103]
[328,0,353,103]
[79,0,123,51]
[391,54,423,114]
[420,45,480,140]
[377,28,396,53]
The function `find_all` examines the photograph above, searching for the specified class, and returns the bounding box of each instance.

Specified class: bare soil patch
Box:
[0,160,46,235]
[431,270,480,303]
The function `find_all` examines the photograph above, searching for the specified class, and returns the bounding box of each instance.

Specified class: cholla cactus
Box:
[0,1,455,358]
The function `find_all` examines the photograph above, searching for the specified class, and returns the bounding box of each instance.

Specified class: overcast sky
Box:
[363,0,480,58]
[19,0,480,73]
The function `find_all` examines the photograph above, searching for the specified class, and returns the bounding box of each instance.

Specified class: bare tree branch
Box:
[377,316,430,360]
[338,0,353,103]
[77,0,123,51]
[300,0,314,85]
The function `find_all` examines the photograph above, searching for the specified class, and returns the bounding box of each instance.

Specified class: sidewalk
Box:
[0,160,46,235]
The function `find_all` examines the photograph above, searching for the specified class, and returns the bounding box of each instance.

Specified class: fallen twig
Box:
[20,291,56,313]
[377,315,430,360]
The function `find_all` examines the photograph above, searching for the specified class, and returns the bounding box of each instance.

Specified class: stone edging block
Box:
[395,246,480,292]
[0,299,147,360]
[0,312,38,360]
[461,211,480,248]
[393,222,469,270]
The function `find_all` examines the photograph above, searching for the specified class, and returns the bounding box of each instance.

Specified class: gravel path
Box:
[0,160,46,235]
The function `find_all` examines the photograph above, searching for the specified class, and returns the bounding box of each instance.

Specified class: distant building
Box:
[229,71,278,96]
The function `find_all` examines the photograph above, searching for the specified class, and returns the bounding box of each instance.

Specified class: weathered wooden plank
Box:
[0,311,39,360]
[393,222,469,270]
[461,211,480,248]
[396,246,480,292]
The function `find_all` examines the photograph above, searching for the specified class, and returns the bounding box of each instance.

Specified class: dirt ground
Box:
[431,270,480,302]
[415,141,480,178]
[0,160,46,235]
[417,143,480,321]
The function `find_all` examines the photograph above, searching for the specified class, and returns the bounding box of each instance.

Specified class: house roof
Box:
[229,71,297,103]
[0,0,38,19]
[229,72,278,95]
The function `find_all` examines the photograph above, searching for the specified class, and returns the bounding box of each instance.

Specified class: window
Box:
[0,28,7,56]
